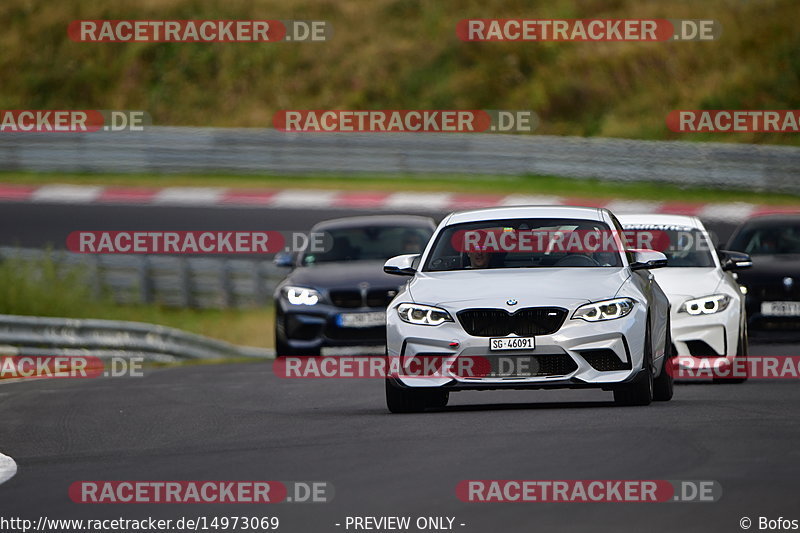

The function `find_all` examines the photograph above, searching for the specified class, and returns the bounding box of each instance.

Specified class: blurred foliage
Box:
[0,0,798,144]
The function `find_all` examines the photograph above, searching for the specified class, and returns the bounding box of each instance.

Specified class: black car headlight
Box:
[282,286,321,306]
[396,303,453,326]
[573,298,636,322]
[678,294,731,315]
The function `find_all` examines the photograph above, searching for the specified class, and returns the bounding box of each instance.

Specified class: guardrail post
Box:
[90,254,102,300]
[138,255,153,304]
[179,257,194,308]
[253,260,267,306]
[220,259,234,308]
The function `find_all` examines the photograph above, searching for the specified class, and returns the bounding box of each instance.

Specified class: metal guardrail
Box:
[0,246,285,309]
[1,127,799,193]
[0,313,273,362]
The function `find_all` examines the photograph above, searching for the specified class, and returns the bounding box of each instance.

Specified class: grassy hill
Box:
[1,0,798,144]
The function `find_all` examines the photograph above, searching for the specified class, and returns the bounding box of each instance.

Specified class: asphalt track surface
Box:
[0,201,741,251]
[1,345,799,533]
[1,200,798,532]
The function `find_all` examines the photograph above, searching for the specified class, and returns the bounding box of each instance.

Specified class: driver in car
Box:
[467,249,491,269]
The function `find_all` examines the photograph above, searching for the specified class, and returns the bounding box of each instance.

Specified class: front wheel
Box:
[275,333,321,357]
[614,321,654,406]
[715,321,749,384]
[653,317,674,401]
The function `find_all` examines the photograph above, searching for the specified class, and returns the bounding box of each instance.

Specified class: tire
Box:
[653,317,674,402]
[275,335,293,357]
[614,320,654,406]
[385,379,448,413]
[275,328,321,357]
[716,321,749,384]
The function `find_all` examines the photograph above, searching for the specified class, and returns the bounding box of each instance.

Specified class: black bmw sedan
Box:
[274,215,436,356]
[727,214,800,332]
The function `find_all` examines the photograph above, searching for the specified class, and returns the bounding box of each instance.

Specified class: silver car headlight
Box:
[282,286,321,306]
[397,303,453,326]
[573,298,636,322]
[678,294,731,315]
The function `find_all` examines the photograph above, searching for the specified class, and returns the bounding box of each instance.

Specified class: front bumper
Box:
[670,302,739,359]
[276,301,387,350]
[387,307,648,389]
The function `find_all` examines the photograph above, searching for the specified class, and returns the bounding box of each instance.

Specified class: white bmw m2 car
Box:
[619,214,751,383]
[382,206,673,412]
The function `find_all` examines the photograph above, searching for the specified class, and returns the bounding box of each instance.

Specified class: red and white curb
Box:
[1,183,798,222]
[0,451,17,485]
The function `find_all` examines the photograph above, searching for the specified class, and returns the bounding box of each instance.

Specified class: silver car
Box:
[383,206,672,412]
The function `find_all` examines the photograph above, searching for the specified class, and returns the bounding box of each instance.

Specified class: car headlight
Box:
[678,294,731,315]
[396,303,453,326]
[572,298,636,322]
[282,286,321,306]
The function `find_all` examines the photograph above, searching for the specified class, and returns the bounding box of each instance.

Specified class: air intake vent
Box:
[580,349,631,371]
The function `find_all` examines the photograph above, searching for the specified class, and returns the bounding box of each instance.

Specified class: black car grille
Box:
[457,307,568,337]
[330,289,397,308]
[330,290,362,308]
[580,349,632,371]
[366,289,397,307]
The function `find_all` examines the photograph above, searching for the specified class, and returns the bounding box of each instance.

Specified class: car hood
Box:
[408,268,630,307]
[651,268,723,303]
[283,260,402,290]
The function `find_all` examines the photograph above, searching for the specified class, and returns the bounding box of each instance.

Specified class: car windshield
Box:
[623,226,716,267]
[423,218,623,271]
[302,225,432,265]
[729,223,800,255]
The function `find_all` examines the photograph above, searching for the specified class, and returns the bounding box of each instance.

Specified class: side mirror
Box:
[274,251,295,268]
[630,249,668,271]
[718,250,752,271]
[384,254,420,276]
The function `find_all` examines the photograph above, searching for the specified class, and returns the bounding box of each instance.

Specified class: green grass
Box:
[3,170,800,205]
[0,253,275,348]
[1,0,799,145]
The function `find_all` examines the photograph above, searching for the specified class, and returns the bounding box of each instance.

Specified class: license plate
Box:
[490,336,535,351]
[761,301,800,316]
[337,311,386,328]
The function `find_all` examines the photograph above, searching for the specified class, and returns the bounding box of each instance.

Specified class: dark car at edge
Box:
[727,214,800,333]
